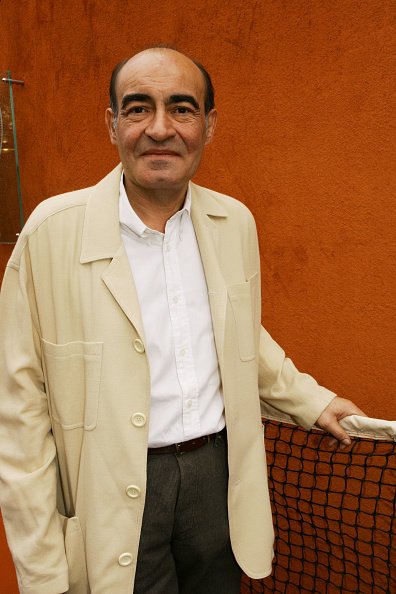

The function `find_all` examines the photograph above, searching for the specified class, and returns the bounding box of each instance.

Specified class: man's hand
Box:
[315,396,366,449]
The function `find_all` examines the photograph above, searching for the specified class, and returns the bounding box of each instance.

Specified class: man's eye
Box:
[130,106,147,114]
[123,106,148,116]
[174,106,192,114]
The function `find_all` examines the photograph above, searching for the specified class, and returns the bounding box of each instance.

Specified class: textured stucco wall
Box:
[1,1,396,590]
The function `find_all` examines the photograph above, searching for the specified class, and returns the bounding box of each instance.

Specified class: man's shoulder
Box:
[191,182,255,220]
[8,186,94,269]
[25,186,93,232]
[21,165,122,238]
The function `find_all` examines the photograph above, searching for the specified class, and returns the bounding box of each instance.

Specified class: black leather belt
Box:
[148,427,226,455]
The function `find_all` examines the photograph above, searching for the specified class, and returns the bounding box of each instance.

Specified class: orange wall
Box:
[1,1,396,590]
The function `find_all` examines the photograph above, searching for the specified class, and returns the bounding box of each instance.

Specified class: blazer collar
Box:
[190,183,228,218]
[80,165,228,263]
[80,163,124,263]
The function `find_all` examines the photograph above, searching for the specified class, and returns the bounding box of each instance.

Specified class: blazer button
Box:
[126,485,141,499]
[133,338,145,353]
[131,412,147,427]
[118,552,133,566]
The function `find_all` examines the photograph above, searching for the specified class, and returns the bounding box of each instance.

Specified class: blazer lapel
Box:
[101,247,146,341]
[79,170,229,347]
[80,164,146,340]
[191,183,228,369]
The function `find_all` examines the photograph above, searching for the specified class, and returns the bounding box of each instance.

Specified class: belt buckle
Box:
[175,442,183,455]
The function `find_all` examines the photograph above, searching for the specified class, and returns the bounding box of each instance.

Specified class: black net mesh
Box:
[241,418,396,594]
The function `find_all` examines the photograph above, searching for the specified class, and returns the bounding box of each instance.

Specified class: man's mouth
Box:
[141,150,180,157]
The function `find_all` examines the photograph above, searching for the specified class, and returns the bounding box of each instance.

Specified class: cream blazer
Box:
[0,165,335,594]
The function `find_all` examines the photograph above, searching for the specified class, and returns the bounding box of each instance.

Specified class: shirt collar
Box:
[119,174,192,238]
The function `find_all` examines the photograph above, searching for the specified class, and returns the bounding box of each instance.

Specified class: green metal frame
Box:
[7,69,24,232]
[0,70,24,243]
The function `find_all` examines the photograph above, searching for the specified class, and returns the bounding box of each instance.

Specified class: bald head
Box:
[109,47,215,118]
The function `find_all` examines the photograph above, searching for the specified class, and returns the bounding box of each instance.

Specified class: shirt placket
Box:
[163,215,200,437]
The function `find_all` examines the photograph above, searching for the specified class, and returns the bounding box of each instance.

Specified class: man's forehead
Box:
[116,49,205,100]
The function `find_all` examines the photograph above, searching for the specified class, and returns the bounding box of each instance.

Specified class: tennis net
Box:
[241,407,396,594]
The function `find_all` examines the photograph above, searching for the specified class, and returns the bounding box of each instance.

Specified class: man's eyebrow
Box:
[120,93,200,111]
[168,95,199,110]
[121,93,151,110]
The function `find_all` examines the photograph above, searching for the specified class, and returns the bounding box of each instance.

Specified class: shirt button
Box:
[133,338,145,353]
[118,552,133,566]
[126,485,141,499]
[186,400,192,408]
[131,413,147,427]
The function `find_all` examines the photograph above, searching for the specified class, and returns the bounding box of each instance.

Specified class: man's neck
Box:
[124,178,188,233]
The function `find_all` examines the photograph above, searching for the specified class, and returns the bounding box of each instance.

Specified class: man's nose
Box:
[144,110,176,142]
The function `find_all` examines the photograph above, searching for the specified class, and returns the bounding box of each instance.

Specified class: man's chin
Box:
[136,171,188,188]
[127,175,188,195]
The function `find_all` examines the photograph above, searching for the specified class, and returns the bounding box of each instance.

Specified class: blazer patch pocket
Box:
[228,274,258,362]
[42,339,103,430]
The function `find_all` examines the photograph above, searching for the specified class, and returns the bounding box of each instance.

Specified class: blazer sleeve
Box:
[0,250,69,594]
[258,325,337,429]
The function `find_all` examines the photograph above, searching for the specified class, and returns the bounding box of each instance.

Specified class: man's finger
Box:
[325,426,351,449]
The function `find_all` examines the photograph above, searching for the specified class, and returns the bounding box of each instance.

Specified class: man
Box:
[0,47,364,594]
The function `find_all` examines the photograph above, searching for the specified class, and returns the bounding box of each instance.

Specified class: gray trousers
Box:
[134,433,242,593]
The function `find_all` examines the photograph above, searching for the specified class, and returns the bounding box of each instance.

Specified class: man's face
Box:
[105,49,217,195]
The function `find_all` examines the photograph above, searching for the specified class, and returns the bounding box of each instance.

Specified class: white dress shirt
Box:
[119,178,225,447]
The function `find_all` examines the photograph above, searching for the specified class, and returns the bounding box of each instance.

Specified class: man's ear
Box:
[105,108,118,145]
[205,109,217,145]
